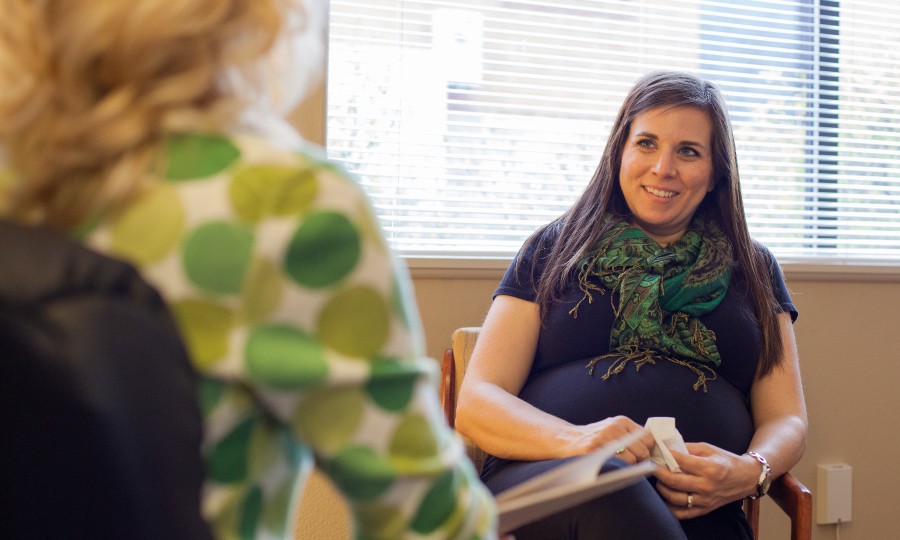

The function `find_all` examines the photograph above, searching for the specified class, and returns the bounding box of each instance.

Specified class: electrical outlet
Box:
[817,463,852,524]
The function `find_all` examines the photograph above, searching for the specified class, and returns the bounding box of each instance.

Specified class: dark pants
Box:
[486,457,753,540]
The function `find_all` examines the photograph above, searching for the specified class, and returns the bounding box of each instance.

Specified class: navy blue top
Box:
[482,225,797,485]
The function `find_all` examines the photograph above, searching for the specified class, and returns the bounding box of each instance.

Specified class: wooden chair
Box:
[441,327,812,540]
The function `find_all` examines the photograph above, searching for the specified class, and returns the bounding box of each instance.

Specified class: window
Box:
[327,0,900,264]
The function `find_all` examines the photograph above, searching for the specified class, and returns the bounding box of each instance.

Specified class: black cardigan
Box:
[0,221,212,539]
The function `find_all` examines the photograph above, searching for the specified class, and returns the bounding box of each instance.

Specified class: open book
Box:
[495,430,656,533]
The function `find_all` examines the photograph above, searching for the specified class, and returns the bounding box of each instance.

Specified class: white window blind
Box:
[326,0,900,263]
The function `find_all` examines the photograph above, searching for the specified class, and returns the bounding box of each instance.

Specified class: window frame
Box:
[403,255,900,281]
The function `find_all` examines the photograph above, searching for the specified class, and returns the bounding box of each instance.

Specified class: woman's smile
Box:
[643,185,678,199]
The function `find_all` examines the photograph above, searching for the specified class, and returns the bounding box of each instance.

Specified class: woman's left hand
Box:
[653,442,759,519]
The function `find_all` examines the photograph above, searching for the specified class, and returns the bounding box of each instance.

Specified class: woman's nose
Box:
[652,153,676,177]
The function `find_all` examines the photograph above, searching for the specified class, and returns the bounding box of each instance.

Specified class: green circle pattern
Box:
[389,414,439,465]
[239,257,283,324]
[238,485,263,539]
[182,221,255,294]
[291,388,364,453]
[355,502,406,539]
[285,211,360,288]
[172,299,233,370]
[245,324,328,390]
[229,165,318,223]
[198,377,226,417]
[247,421,280,480]
[317,286,390,358]
[411,469,460,534]
[109,184,185,265]
[365,359,417,411]
[323,446,395,502]
[207,415,257,484]
[165,133,241,181]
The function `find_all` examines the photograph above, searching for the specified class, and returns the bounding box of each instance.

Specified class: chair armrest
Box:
[441,347,457,428]
[440,346,487,474]
[769,472,812,540]
[742,472,811,540]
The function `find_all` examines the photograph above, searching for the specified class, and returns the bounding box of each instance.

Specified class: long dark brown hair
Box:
[522,71,784,377]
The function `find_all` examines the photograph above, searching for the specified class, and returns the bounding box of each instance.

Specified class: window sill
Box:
[406,256,900,282]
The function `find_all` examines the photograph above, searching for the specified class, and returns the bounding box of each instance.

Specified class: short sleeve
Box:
[495,226,556,302]
[758,242,798,322]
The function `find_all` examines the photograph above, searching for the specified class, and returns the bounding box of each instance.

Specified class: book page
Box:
[494,431,656,533]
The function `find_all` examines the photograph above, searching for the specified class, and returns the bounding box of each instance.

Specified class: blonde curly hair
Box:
[0,0,298,229]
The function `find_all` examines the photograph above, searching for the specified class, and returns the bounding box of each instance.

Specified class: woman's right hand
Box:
[563,416,655,463]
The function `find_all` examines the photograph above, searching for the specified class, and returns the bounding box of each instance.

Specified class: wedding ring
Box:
[615,447,626,455]
[687,493,694,509]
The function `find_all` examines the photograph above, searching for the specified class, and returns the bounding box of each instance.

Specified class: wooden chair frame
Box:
[441,327,812,540]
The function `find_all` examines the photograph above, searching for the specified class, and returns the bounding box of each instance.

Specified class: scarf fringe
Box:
[586,347,717,393]
[569,252,607,319]
[668,313,718,358]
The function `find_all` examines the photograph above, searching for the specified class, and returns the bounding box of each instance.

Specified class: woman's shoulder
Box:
[520,221,562,260]
[750,238,777,262]
[746,238,797,318]
[86,129,373,283]
[220,131,354,180]
[160,129,368,209]
[497,221,562,297]
[747,239,785,281]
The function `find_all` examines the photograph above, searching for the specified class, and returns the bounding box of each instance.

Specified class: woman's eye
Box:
[636,139,655,148]
[679,146,700,157]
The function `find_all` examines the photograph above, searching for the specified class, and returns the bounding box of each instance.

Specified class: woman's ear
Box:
[219,0,326,118]
[261,2,326,116]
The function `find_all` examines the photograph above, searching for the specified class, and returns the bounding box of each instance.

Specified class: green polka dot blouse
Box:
[80,132,498,539]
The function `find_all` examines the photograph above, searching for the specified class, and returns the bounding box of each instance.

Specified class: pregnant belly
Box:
[517,356,754,454]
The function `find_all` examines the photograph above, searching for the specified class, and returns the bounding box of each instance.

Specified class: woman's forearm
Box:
[456,380,582,461]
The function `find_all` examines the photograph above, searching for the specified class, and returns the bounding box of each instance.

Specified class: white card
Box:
[645,416,688,472]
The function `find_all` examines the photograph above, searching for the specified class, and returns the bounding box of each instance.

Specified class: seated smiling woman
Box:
[455,71,807,540]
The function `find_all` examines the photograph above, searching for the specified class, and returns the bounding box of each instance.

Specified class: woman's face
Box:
[618,105,715,245]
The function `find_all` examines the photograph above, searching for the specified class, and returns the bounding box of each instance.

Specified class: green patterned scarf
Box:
[573,215,733,391]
